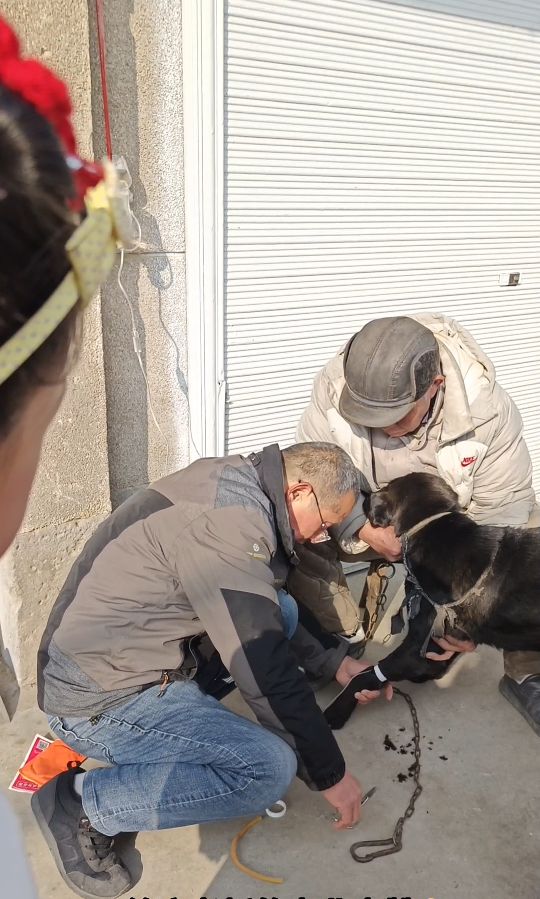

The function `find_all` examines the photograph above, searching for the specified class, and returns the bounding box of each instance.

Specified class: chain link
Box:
[350,562,422,862]
[349,687,422,863]
[364,561,396,641]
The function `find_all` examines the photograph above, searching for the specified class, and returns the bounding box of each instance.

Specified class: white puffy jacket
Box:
[297,313,535,538]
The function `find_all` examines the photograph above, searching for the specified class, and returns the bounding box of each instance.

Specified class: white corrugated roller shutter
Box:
[224,0,540,492]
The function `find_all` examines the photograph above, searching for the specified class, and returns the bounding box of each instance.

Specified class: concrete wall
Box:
[0,0,188,708]
[88,0,188,506]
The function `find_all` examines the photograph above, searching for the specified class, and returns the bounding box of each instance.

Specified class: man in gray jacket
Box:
[296,315,539,736]
[33,442,388,899]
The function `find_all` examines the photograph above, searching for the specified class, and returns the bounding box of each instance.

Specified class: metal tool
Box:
[361,786,377,806]
[331,786,377,823]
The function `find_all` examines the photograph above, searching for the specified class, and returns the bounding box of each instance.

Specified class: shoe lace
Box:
[80,817,118,862]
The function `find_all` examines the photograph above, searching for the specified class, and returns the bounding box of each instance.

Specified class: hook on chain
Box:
[349,688,422,863]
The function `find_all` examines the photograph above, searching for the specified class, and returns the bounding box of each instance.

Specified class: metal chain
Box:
[364,561,396,641]
[349,687,422,863]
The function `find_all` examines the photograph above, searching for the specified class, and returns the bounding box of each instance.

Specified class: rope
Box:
[94,0,113,159]
[230,816,284,885]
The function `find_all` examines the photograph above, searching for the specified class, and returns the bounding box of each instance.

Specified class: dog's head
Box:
[365,472,460,537]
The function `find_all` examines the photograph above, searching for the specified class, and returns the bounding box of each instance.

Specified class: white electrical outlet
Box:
[499,272,520,286]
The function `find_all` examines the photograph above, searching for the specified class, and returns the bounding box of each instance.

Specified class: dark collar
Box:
[402,535,436,605]
[247,444,299,565]
[403,516,506,609]
[402,533,460,609]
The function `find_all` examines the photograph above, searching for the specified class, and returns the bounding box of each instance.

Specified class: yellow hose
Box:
[230,815,284,885]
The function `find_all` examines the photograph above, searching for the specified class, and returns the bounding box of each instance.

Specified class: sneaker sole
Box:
[31,784,132,899]
[498,678,540,738]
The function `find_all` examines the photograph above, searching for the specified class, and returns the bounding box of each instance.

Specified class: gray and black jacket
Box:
[38,444,348,791]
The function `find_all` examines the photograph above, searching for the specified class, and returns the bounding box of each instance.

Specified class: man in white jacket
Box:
[296,313,540,735]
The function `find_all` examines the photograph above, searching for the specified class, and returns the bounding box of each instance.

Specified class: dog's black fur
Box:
[324,471,540,729]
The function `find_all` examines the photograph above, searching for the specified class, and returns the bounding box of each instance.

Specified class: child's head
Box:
[0,81,79,430]
[0,19,101,554]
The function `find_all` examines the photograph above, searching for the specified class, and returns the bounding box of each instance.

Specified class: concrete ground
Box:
[2,572,540,899]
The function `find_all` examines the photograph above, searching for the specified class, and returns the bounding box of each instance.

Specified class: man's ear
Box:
[428,374,445,399]
[368,491,393,528]
[287,482,312,503]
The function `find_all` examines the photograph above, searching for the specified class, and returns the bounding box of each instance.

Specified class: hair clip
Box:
[66,155,105,213]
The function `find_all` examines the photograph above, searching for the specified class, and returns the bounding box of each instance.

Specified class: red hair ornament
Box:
[0,17,103,207]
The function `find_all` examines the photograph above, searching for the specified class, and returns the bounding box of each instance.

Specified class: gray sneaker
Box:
[499,674,540,737]
[31,769,132,898]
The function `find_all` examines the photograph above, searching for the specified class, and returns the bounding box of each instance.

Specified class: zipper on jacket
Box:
[158,671,171,697]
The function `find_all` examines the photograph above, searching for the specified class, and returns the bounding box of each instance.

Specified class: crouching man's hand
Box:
[322,770,362,830]
[335,656,393,704]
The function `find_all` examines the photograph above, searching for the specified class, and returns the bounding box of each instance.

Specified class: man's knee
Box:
[257,732,297,800]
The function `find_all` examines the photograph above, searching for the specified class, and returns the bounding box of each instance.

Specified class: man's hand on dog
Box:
[426,634,476,661]
[335,656,393,704]
[357,521,402,561]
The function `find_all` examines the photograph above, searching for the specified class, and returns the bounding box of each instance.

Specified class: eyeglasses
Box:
[310,490,332,544]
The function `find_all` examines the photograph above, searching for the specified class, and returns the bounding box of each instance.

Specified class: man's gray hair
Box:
[282,442,361,511]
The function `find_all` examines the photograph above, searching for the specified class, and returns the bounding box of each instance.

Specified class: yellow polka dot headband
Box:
[0,160,130,387]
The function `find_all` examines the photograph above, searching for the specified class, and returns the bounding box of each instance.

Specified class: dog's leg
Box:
[380,603,457,683]
[324,598,453,729]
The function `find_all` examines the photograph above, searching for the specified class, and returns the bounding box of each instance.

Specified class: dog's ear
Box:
[367,490,394,528]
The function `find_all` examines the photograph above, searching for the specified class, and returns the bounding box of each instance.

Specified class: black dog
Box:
[324,472,540,729]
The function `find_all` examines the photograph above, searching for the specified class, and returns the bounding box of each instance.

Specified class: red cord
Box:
[95,0,113,159]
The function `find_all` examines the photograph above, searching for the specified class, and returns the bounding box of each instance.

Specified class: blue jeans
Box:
[47,591,299,836]
[277,588,299,639]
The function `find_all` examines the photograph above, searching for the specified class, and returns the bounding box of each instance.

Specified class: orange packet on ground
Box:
[19,739,87,788]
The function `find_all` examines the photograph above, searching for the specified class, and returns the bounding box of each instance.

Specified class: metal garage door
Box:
[223,0,540,491]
